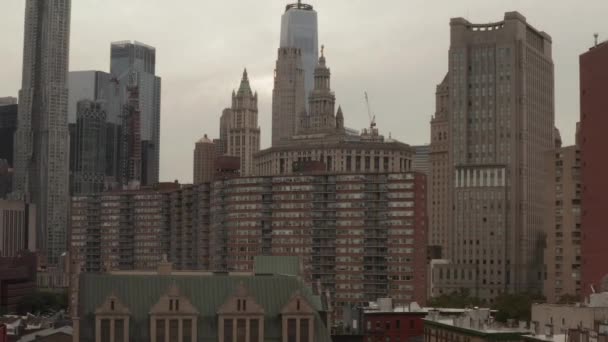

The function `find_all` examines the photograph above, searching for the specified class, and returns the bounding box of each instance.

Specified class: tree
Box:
[16,291,68,315]
[492,293,545,323]
[427,289,484,308]
[557,294,581,304]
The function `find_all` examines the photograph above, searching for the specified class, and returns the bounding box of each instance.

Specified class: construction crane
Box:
[364,91,376,130]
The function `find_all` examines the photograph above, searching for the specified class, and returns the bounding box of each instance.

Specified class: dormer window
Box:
[110,300,115,311]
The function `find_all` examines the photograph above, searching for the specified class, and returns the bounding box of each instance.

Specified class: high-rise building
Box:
[12,0,72,265]
[193,134,216,184]
[0,160,11,199]
[280,1,319,106]
[580,39,608,296]
[110,41,161,186]
[0,200,36,257]
[412,145,431,176]
[429,12,555,300]
[68,71,122,187]
[429,76,450,258]
[544,144,581,303]
[71,100,107,195]
[220,70,260,176]
[257,52,413,177]
[0,97,17,106]
[0,103,17,167]
[271,47,306,146]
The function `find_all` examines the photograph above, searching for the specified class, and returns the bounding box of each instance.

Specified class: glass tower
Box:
[110,41,162,186]
[280,2,318,105]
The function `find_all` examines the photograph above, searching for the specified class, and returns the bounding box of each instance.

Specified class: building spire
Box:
[237,68,252,95]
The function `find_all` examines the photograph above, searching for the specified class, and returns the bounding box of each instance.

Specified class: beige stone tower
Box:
[193,134,216,184]
[271,48,306,146]
[220,70,260,176]
[429,12,555,300]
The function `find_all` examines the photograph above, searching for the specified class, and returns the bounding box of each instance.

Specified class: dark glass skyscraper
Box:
[110,41,161,185]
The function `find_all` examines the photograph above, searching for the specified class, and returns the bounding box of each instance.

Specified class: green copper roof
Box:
[237,68,252,96]
[77,273,331,342]
[254,256,301,276]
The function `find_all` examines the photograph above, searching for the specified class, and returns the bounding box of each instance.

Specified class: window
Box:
[410,319,415,329]
[170,319,179,341]
[396,320,400,329]
[386,321,391,330]
[237,319,246,342]
[301,319,310,342]
[156,319,165,342]
[250,319,260,342]
[101,319,110,342]
[288,319,297,342]
[115,319,124,341]
[176,299,180,311]
[183,319,192,342]
[224,319,233,342]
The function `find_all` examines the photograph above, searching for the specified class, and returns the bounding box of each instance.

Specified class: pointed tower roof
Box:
[237,68,252,96]
[318,45,326,67]
[336,106,343,119]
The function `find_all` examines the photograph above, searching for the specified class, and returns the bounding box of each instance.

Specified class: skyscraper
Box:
[219,70,260,176]
[71,100,107,195]
[280,1,319,105]
[0,102,18,167]
[271,47,306,145]
[580,39,608,296]
[193,134,216,184]
[110,41,161,186]
[429,12,555,299]
[12,0,71,265]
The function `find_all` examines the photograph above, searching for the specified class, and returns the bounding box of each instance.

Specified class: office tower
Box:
[0,200,36,257]
[580,39,608,296]
[0,160,11,198]
[193,134,216,184]
[0,97,17,105]
[110,41,161,186]
[258,52,413,176]
[429,76,450,258]
[544,143,581,302]
[271,48,306,146]
[220,70,260,176]
[0,102,17,167]
[280,1,319,105]
[429,12,554,299]
[71,100,107,195]
[68,71,122,186]
[412,145,431,176]
[12,0,71,265]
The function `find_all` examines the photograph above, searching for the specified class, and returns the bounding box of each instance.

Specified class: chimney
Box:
[157,254,173,275]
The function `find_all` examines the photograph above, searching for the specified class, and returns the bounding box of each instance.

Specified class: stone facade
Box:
[429,11,555,300]
[220,70,261,177]
[193,135,216,184]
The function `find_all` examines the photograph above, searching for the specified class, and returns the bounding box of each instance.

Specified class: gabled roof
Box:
[77,273,331,342]
[254,256,301,276]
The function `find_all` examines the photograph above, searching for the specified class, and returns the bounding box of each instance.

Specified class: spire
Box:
[336,106,343,119]
[318,45,326,66]
[237,68,252,95]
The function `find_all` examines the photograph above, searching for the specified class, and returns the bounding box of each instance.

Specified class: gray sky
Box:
[1,0,606,183]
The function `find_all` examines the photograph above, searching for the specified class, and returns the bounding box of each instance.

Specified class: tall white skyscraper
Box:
[13,0,72,265]
[280,1,318,106]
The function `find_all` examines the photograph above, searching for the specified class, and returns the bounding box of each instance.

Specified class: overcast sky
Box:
[1,0,606,183]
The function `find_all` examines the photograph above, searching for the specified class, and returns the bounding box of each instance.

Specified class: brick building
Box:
[0,252,37,313]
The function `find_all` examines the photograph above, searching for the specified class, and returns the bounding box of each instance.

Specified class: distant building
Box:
[0,103,17,167]
[193,134,216,184]
[271,47,306,146]
[0,252,36,313]
[69,263,332,342]
[544,145,581,303]
[580,38,608,298]
[0,97,17,105]
[531,293,608,333]
[429,11,555,300]
[364,309,425,342]
[412,145,430,176]
[0,160,11,199]
[0,200,36,257]
[111,41,162,186]
[71,100,107,195]
[257,51,414,176]
[424,308,531,342]
[219,70,261,176]
[280,1,319,107]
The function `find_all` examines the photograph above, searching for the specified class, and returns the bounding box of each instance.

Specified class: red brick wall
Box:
[364,313,425,342]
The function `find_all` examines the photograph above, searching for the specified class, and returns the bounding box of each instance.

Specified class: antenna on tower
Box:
[594,33,599,47]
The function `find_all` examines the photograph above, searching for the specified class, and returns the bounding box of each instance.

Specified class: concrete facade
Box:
[579,40,608,297]
[531,302,608,333]
[429,12,555,300]
[544,145,581,303]
[12,0,72,265]
[0,200,36,257]
[193,135,216,184]
[412,145,430,176]
[220,71,261,177]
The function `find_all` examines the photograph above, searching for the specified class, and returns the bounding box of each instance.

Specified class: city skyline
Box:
[0,1,605,184]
